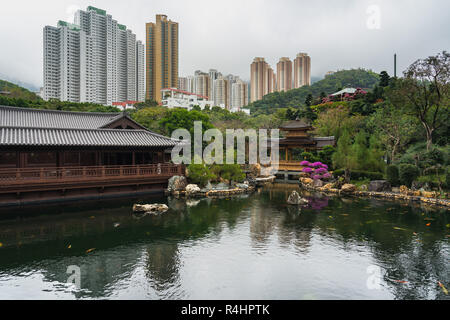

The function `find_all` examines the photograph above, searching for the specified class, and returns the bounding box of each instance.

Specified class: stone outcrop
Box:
[369,180,391,192]
[287,191,309,205]
[341,184,357,193]
[133,204,169,214]
[167,176,187,192]
[313,179,324,188]
[299,178,314,187]
[185,184,201,197]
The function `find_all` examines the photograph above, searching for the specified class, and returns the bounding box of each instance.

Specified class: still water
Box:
[0,185,448,300]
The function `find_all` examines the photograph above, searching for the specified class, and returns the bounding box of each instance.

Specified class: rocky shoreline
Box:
[165,176,256,199]
[299,178,450,208]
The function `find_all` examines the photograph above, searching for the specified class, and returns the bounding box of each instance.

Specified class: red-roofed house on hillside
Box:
[112,101,140,110]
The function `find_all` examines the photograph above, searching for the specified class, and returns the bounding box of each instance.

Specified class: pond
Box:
[0,184,448,300]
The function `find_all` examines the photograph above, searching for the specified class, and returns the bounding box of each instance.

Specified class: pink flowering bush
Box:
[301,161,332,180]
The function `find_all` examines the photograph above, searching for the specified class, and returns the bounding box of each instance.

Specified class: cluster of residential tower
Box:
[42,6,311,112]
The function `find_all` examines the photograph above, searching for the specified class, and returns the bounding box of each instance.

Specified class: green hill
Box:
[0,79,40,101]
[248,69,380,115]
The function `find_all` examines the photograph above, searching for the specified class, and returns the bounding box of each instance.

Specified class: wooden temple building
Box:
[0,106,183,206]
[274,118,335,175]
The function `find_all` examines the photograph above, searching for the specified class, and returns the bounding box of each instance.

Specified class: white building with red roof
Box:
[161,88,217,111]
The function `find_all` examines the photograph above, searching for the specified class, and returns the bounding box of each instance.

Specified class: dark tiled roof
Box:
[280,118,312,129]
[0,106,122,129]
[0,106,178,148]
[0,127,179,147]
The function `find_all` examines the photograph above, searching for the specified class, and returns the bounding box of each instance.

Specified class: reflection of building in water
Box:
[249,202,277,246]
[145,242,180,289]
[40,246,145,298]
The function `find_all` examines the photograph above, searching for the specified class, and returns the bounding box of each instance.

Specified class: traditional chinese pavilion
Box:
[0,106,183,205]
[276,118,335,172]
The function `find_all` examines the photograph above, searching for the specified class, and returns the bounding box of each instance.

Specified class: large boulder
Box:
[299,177,314,187]
[341,184,357,193]
[185,184,201,196]
[213,182,230,191]
[133,204,169,214]
[287,191,309,205]
[236,183,249,190]
[248,163,261,178]
[313,179,324,188]
[167,176,187,192]
[368,180,391,192]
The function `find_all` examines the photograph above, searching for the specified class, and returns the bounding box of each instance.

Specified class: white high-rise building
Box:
[43,6,144,105]
[136,41,145,102]
[231,79,249,109]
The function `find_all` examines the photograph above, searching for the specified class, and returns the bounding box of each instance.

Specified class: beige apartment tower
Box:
[250,57,276,102]
[294,53,311,88]
[277,57,293,92]
[146,15,179,103]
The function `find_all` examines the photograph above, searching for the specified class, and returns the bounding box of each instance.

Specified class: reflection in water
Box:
[0,186,448,300]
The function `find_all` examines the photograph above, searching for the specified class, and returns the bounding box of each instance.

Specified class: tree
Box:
[131,107,168,134]
[332,130,355,179]
[352,130,370,170]
[314,105,364,141]
[305,94,313,106]
[134,99,159,110]
[379,71,390,87]
[386,51,450,150]
[366,104,418,162]
[159,108,214,136]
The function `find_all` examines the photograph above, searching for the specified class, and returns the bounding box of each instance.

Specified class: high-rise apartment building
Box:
[294,53,311,88]
[146,14,179,103]
[231,79,249,109]
[250,57,276,102]
[178,76,194,93]
[136,41,146,102]
[194,72,211,99]
[277,57,292,92]
[43,6,144,105]
[213,76,229,108]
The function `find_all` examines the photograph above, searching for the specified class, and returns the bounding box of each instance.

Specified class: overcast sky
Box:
[0,0,449,88]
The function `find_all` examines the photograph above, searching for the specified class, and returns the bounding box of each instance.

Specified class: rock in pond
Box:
[167,176,187,192]
[313,179,324,188]
[133,204,169,214]
[185,184,201,196]
[287,191,309,205]
[368,180,391,192]
[341,184,357,193]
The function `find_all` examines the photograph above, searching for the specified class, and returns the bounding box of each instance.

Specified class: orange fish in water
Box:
[86,248,96,253]
[438,282,448,295]
[393,280,408,284]
[426,223,431,227]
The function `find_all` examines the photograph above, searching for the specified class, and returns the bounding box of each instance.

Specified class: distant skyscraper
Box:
[43,6,144,105]
[194,72,211,98]
[250,57,276,102]
[136,41,146,102]
[231,79,249,109]
[146,15,179,103]
[213,76,229,108]
[277,57,293,92]
[294,53,311,88]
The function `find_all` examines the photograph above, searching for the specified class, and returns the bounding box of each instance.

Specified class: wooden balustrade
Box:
[0,164,183,186]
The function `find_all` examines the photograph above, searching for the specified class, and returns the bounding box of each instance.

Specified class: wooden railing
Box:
[0,164,184,185]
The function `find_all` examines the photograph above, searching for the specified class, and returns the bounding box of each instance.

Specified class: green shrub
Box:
[386,165,400,186]
[211,164,245,185]
[446,170,450,190]
[317,145,336,167]
[350,170,383,180]
[332,169,383,180]
[398,164,420,187]
[187,164,216,187]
